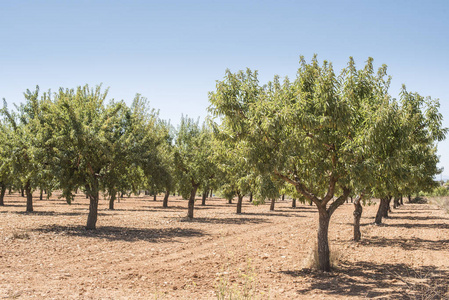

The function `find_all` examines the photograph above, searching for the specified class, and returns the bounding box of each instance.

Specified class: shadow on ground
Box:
[7,210,91,217]
[31,225,205,242]
[178,217,269,224]
[282,262,449,299]
[359,236,449,251]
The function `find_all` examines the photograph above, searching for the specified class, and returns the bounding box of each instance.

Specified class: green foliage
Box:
[174,116,218,216]
[209,55,446,271]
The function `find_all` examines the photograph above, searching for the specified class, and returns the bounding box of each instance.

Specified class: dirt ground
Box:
[1,192,448,299]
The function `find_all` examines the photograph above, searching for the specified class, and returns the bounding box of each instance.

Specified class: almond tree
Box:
[209,57,394,271]
[174,117,216,219]
[0,116,12,206]
[41,85,161,229]
[1,89,49,212]
[213,139,253,214]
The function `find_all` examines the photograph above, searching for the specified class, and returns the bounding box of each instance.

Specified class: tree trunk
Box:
[400,195,403,205]
[0,183,6,206]
[383,196,391,217]
[393,197,400,209]
[270,198,275,211]
[163,190,169,208]
[210,190,213,197]
[187,185,198,219]
[228,198,232,204]
[39,189,43,200]
[309,199,313,206]
[408,194,411,203]
[353,196,363,242]
[249,192,253,203]
[109,189,116,210]
[236,193,244,214]
[292,198,296,208]
[25,181,33,212]
[21,188,24,197]
[201,189,207,206]
[86,191,99,230]
[375,197,388,224]
[317,207,331,272]
[282,194,285,201]
[153,193,157,201]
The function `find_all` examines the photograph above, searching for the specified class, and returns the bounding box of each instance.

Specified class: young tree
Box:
[0,117,13,206]
[174,117,216,219]
[1,89,49,212]
[213,139,253,214]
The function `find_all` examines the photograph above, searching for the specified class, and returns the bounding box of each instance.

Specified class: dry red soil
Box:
[1,193,449,299]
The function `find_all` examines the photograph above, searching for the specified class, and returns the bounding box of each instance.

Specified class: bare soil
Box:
[1,193,449,299]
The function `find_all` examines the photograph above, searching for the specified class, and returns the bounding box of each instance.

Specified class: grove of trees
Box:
[0,56,446,272]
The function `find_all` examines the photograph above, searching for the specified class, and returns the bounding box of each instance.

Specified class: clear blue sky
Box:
[1,0,448,177]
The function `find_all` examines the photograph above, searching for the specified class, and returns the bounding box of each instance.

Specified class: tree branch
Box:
[273,169,320,204]
[327,187,351,217]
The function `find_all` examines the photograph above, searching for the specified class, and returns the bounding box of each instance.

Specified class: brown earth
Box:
[1,193,449,299]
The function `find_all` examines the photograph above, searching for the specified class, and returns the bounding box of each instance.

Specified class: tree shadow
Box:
[391,210,429,214]
[391,215,449,221]
[8,210,93,217]
[0,204,27,208]
[385,223,449,229]
[359,236,449,251]
[31,225,205,242]
[281,261,449,299]
[274,208,317,213]
[178,217,269,224]
[239,212,303,218]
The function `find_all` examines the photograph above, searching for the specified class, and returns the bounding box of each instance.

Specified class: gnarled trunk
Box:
[0,183,6,206]
[86,179,100,230]
[25,181,33,212]
[270,198,275,211]
[393,196,400,209]
[292,198,296,208]
[86,191,99,230]
[236,193,244,214]
[383,196,391,217]
[39,189,43,200]
[249,192,253,203]
[353,196,363,242]
[109,189,116,210]
[201,189,207,206]
[163,190,169,208]
[375,197,389,224]
[187,185,198,219]
[317,207,331,272]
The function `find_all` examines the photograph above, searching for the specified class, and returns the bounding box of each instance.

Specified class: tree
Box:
[368,86,446,225]
[1,89,49,212]
[0,116,13,206]
[41,85,161,229]
[213,138,253,214]
[174,117,216,219]
[209,56,398,271]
